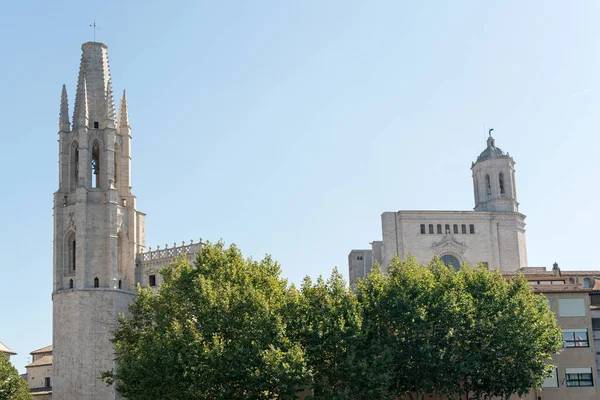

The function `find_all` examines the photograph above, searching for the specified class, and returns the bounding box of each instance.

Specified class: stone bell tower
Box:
[53,42,146,400]
[471,131,519,213]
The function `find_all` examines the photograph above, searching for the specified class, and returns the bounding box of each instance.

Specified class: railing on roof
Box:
[137,240,203,263]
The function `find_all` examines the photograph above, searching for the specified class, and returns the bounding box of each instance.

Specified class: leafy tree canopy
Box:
[0,352,32,400]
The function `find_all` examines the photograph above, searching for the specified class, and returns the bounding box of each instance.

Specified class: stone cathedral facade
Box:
[348,133,528,286]
[53,42,202,400]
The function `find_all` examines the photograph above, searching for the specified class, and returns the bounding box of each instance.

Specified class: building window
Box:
[563,329,589,347]
[436,224,442,234]
[69,279,73,289]
[118,280,122,289]
[453,224,458,234]
[461,224,467,234]
[592,318,600,331]
[441,254,460,271]
[565,367,593,387]
[469,224,475,234]
[420,224,426,234]
[92,142,100,188]
[583,278,591,288]
[485,174,491,196]
[591,294,600,307]
[499,172,505,195]
[558,298,586,317]
[149,275,156,287]
[94,277,99,288]
[356,255,363,261]
[444,224,450,234]
[542,368,558,388]
[45,377,51,388]
[94,121,99,129]
[481,262,489,269]
[428,224,434,234]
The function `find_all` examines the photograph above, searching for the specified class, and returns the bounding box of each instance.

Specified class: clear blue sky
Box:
[1,0,598,373]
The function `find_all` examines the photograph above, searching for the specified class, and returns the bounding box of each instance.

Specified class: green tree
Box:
[458,266,562,400]
[381,256,562,400]
[104,241,309,400]
[0,352,32,400]
[288,268,392,399]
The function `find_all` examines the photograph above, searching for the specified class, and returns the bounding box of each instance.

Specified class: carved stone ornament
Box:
[431,235,467,256]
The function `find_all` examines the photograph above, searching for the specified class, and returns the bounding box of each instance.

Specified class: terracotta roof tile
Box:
[0,341,16,355]
[30,345,52,354]
[26,355,52,368]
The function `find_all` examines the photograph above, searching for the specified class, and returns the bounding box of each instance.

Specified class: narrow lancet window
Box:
[485,174,491,197]
[69,279,73,289]
[499,172,505,195]
[92,142,100,188]
[71,142,79,191]
[94,277,99,288]
[72,239,76,271]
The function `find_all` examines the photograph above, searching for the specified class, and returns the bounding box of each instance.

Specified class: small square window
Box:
[566,367,593,387]
[563,329,589,347]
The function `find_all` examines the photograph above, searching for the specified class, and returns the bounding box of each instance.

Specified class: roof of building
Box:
[0,341,16,355]
[30,345,52,355]
[31,387,52,396]
[531,285,592,293]
[26,355,52,368]
[476,135,511,163]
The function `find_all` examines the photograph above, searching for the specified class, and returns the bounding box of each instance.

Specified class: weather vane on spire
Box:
[89,12,100,43]
[488,127,494,136]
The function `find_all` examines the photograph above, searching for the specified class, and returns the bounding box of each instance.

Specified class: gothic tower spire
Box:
[118,89,130,132]
[53,41,146,400]
[73,78,89,129]
[72,42,114,130]
[59,85,70,132]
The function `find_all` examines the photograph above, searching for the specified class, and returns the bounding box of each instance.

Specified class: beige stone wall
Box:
[26,364,52,390]
[53,289,134,400]
[376,210,526,274]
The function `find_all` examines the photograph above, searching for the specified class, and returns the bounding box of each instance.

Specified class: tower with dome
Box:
[348,131,528,285]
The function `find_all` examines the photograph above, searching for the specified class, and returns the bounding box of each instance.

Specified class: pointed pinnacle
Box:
[106,79,116,122]
[118,89,130,130]
[59,84,71,132]
[76,78,89,128]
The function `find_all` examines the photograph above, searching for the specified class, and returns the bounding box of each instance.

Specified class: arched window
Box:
[437,224,442,234]
[114,144,120,186]
[118,233,125,275]
[485,174,491,196]
[453,224,459,234]
[441,254,460,271]
[420,224,426,234]
[584,278,591,288]
[91,142,100,188]
[499,172,505,195]
[69,279,73,289]
[94,277,99,288]
[70,141,79,191]
[65,231,76,273]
